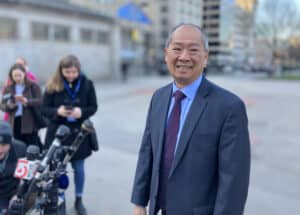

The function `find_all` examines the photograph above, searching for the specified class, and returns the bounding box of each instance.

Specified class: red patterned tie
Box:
[157,90,186,209]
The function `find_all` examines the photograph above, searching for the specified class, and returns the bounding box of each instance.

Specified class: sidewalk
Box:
[95,75,172,101]
[66,146,137,214]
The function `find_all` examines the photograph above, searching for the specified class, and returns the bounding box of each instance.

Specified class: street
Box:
[62,74,300,215]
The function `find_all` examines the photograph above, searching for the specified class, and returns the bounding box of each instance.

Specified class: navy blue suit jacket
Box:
[131,77,250,215]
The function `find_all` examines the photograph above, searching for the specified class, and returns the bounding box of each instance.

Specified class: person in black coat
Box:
[0,120,26,213]
[42,55,98,215]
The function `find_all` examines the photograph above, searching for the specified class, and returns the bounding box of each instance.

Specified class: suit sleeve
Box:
[213,99,251,215]
[131,94,154,207]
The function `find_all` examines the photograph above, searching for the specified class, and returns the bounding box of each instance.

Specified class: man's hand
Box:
[133,205,146,215]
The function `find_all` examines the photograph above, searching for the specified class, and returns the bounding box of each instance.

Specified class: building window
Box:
[209,41,220,47]
[96,31,109,44]
[203,14,220,20]
[161,18,168,26]
[31,22,49,40]
[209,14,219,19]
[203,23,219,29]
[0,17,18,39]
[210,50,219,55]
[204,5,220,11]
[208,33,219,38]
[160,5,168,12]
[180,7,185,14]
[161,30,168,39]
[54,25,70,42]
[80,28,93,43]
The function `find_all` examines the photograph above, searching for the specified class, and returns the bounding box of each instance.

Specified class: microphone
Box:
[81,119,94,133]
[23,125,70,199]
[40,125,70,169]
[11,145,41,214]
[10,126,70,214]
[26,145,40,161]
[63,119,94,164]
[55,124,70,141]
[57,174,69,190]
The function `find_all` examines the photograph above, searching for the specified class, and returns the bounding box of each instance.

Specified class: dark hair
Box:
[8,63,27,84]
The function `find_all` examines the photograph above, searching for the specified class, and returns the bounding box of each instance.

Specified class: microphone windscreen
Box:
[55,125,70,141]
[58,174,69,190]
[26,145,40,160]
[81,119,94,133]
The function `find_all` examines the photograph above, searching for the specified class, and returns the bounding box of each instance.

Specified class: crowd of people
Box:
[0,55,98,215]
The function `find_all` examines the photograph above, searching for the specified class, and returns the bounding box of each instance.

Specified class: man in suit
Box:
[131,23,250,215]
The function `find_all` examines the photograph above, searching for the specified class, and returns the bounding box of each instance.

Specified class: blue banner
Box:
[117,3,151,25]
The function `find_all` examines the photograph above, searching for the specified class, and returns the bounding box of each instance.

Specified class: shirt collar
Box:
[172,74,203,100]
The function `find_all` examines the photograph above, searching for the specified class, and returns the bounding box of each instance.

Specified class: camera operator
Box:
[42,55,98,215]
[0,121,26,213]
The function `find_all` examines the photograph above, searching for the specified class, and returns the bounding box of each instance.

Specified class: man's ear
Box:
[203,53,209,67]
[164,48,167,63]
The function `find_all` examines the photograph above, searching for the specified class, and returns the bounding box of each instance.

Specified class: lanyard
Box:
[63,76,81,103]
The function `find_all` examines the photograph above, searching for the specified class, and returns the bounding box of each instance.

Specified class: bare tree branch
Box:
[256,0,300,64]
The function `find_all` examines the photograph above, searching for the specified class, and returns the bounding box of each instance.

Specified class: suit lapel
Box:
[169,77,211,178]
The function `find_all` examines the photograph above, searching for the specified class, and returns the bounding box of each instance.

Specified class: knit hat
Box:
[0,120,12,145]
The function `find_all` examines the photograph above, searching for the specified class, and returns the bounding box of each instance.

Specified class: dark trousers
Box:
[0,197,10,213]
[13,116,42,150]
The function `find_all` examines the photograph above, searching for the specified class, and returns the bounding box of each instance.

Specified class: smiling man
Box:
[131,24,251,215]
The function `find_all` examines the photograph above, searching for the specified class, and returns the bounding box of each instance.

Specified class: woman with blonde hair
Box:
[42,55,97,215]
